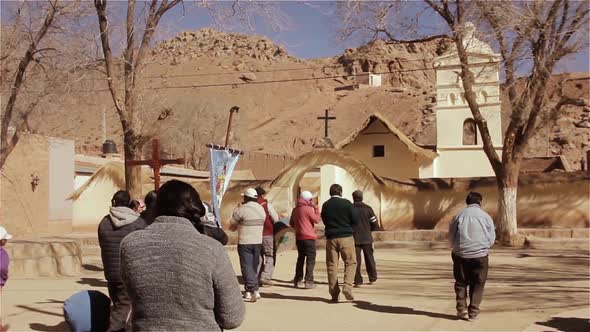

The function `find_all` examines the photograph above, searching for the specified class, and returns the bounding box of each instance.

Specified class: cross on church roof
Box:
[317,109,336,138]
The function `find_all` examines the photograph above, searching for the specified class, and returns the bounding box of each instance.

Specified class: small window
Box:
[373,145,385,157]
[463,119,477,145]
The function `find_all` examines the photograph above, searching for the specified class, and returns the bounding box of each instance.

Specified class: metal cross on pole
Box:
[317,109,336,138]
[125,138,185,191]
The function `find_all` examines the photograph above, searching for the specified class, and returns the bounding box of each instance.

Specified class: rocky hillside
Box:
[151,28,297,65]
[14,28,589,171]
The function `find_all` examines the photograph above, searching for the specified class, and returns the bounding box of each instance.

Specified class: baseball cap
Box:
[0,226,13,240]
[242,188,258,199]
[300,191,313,201]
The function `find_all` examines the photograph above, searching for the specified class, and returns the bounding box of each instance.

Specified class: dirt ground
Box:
[1,247,589,331]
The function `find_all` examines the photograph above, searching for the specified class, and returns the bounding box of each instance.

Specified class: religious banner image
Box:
[209,148,241,227]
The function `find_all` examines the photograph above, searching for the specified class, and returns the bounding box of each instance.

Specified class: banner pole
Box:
[224,106,240,147]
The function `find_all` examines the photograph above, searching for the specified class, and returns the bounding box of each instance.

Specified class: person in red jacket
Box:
[289,191,321,289]
[256,187,279,287]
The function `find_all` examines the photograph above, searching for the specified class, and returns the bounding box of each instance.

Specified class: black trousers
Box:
[294,240,316,283]
[354,243,377,285]
[238,244,262,292]
[452,253,489,317]
[106,281,131,332]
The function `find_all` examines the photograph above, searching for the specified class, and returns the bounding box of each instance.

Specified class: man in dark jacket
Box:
[199,202,229,245]
[351,190,378,287]
[98,190,147,332]
[321,184,358,303]
[140,190,157,225]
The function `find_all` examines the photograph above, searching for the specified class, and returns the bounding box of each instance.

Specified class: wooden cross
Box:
[125,138,185,191]
[317,109,336,138]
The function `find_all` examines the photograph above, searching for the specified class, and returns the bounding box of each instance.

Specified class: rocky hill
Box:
[14,28,589,171]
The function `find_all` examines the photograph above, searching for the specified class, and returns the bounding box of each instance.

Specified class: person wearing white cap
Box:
[229,188,266,302]
[0,226,13,289]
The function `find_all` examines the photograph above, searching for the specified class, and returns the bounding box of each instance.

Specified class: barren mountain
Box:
[14,29,589,171]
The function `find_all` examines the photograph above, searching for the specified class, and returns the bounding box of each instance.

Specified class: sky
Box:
[155,1,589,73]
[1,1,588,72]
[156,1,444,59]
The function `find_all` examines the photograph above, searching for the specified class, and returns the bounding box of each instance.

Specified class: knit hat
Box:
[300,191,313,201]
[242,188,258,199]
[0,226,13,240]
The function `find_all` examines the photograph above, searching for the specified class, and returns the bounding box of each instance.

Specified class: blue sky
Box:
[1,1,588,72]
[157,1,589,72]
[157,1,361,59]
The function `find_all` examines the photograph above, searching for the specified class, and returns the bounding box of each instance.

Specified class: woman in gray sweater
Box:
[120,180,245,331]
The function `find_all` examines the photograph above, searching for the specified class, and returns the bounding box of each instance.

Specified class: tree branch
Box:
[1,0,59,169]
[94,0,127,126]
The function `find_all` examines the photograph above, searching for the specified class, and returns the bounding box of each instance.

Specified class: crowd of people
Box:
[0,179,496,331]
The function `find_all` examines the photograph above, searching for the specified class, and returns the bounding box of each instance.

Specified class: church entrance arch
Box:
[266,149,384,229]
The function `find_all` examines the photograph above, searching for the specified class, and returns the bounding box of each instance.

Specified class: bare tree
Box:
[0,0,85,170]
[334,1,442,43]
[424,0,589,245]
[334,0,588,245]
[93,0,285,197]
[93,0,184,198]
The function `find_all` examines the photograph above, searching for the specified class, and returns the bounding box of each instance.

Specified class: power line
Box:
[0,57,437,84]
[0,66,437,95]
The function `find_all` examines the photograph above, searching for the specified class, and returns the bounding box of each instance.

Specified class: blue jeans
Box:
[238,244,261,292]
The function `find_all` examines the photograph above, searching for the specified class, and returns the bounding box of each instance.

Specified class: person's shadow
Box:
[353,300,459,320]
[260,292,332,303]
[29,322,69,332]
[76,278,108,287]
[535,317,590,332]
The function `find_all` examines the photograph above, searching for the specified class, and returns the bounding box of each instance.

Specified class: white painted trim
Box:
[435,102,501,111]
[436,82,499,89]
[434,61,501,70]
[437,146,503,151]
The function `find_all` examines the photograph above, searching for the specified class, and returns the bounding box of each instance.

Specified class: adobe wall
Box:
[379,173,590,230]
[0,134,71,237]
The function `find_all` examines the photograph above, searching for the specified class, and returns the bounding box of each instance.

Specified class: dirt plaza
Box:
[1,246,589,331]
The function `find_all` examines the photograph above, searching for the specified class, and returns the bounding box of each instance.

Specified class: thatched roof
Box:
[68,162,143,200]
[335,113,438,160]
[69,157,259,201]
[521,156,572,173]
[270,148,385,188]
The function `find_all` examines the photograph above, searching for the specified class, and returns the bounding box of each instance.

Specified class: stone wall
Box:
[5,239,82,277]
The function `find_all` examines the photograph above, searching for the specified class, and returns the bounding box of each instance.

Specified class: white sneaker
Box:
[254,291,261,300]
[243,292,252,301]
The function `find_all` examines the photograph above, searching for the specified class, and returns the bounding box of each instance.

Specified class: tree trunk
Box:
[124,132,143,199]
[496,167,525,246]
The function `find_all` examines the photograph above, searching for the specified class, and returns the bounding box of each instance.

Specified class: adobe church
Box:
[267,26,587,230]
[325,23,502,187]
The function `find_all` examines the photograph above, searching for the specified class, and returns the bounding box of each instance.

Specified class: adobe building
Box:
[0,133,75,237]
[323,23,503,184]
[267,24,588,230]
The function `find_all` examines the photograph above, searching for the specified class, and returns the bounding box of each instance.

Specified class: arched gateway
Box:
[265,149,386,229]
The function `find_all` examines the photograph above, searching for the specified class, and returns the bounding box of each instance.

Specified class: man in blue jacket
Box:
[449,192,496,321]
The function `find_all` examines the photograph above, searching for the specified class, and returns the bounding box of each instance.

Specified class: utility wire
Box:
[0,57,436,83]
[0,66,437,95]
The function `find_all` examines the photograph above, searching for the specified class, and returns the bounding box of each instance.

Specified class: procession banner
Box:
[209,148,241,227]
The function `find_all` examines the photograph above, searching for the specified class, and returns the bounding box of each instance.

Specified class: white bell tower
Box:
[433,23,503,178]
